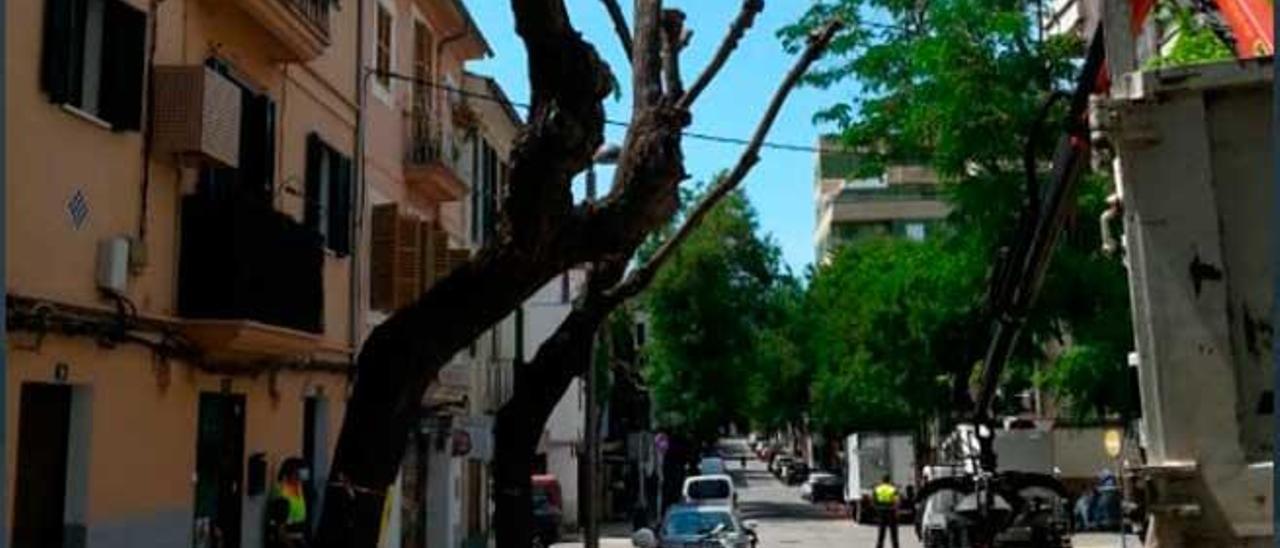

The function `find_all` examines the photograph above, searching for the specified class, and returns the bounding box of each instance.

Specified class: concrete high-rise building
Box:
[813,136,949,264]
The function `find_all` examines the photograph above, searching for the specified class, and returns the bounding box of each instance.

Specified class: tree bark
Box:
[493,261,625,547]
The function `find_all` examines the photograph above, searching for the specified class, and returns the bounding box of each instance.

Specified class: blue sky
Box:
[466,2,841,275]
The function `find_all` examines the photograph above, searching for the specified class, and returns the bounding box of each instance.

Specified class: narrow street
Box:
[720,439,923,548]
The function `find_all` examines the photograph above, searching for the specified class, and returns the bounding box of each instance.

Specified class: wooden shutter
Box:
[304,134,324,236]
[394,216,423,309]
[369,204,398,311]
[41,0,86,105]
[99,0,147,131]
[424,222,450,288]
[328,154,353,256]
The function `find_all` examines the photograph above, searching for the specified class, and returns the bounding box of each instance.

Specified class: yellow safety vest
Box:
[873,483,898,506]
[273,483,307,526]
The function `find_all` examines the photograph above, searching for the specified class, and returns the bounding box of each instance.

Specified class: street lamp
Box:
[583,143,619,548]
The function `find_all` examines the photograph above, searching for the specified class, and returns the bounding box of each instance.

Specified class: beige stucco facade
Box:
[7,0,360,546]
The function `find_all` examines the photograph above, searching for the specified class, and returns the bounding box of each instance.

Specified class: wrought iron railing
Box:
[405,110,445,166]
[281,0,331,36]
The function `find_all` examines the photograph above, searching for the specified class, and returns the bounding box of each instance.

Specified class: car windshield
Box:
[687,480,731,499]
[663,510,735,537]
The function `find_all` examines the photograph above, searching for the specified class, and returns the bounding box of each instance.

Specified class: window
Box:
[305,134,354,255]
[198,59,277,204]
[41,0,146,130]
[374,3,393,91]
[412,19,434,112]
[905,222,927,241]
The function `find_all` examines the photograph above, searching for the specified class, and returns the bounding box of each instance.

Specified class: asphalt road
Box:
[723,439,923,548]
[556,438,1138,547]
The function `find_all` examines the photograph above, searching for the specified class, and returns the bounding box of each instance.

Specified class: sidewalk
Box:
[551,522,636,547]
[1071,532,1144,547]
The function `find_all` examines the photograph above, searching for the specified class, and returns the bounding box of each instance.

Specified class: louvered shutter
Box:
[304,134,324,237]
[369,204,398,311]
[99,0,146,131]
[394,216,423,309]
[431,223,452,283]
[41,0,86,104]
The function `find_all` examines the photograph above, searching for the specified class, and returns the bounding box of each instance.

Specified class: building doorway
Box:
[194,392,246,548]
[12,383,72,547]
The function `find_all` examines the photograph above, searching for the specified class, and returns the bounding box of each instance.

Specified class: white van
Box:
[681,474,736,507]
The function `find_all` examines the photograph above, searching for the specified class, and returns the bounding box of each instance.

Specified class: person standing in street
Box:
[266,457,310,548]
[873,475,900,548]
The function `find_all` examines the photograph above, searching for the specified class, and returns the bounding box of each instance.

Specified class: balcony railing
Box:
[178,192,324,334]
[406,110,445,166]
[404,110,468,202]
[282,0,331,36]
[233,0,332,61]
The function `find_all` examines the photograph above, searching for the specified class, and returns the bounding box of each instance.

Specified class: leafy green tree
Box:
[783,0,1136,423]
[643,187,798,443]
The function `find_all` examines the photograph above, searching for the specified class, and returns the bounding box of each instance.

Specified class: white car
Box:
[699,456,727,475]
[682,474,737,507]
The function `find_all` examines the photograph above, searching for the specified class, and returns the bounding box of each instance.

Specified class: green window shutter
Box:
[99,0,146,131]
[41,0,87,104]
[304,133,324,238]
[328,153,353,256]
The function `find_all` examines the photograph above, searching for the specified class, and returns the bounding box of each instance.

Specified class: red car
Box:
[531,475,564,548]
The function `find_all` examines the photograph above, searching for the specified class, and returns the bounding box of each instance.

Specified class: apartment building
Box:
[7,0,359,546]
[813,136,949,263]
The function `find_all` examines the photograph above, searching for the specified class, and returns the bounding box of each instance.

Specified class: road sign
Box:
[1104,428,1122,458]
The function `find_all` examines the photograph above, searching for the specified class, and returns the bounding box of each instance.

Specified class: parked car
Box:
[770,455,795,477]
[683,474,737,507]
[699,456,727,476]
[631,503,758,548]
[784,461,810,485]
[800,472,844,503]
[531,475,563,547]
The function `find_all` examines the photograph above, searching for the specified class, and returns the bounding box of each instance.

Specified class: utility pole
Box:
[583,145,619,548]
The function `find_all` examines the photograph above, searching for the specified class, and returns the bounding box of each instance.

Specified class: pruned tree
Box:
[314,1,838,545]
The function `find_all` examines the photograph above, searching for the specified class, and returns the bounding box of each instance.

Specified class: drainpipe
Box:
[350,0,368,369]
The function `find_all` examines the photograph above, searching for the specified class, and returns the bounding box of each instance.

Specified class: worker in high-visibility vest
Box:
[267,457,310,548]
[873,475,900,548]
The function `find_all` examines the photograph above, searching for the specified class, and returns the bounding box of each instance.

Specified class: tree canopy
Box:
[783,0,1136,428]
[642,185,801,442]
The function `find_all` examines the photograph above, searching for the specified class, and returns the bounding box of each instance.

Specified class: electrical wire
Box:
[379,70,836,154]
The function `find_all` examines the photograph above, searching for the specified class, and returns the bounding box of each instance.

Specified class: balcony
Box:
[178,192,325,358]
[233,0,332,62]
[404,111,468,202]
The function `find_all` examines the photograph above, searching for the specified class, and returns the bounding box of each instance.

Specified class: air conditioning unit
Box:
[152,65,242,168]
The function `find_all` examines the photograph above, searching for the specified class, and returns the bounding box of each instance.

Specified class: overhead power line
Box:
[376,70,836,154]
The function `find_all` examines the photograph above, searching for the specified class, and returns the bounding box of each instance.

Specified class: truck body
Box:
[843,432,916,521]
[1102,57,1274,547]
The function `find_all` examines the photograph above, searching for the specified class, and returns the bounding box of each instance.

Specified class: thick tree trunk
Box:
[494,300,613,547]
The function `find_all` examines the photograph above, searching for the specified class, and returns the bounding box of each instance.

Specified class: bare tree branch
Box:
[632,0,664,112]
[599,0,634,62]
[660,9,689,97]
[608,19,844,302]
[676,0,765,111]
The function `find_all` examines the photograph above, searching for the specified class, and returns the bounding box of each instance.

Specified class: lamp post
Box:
[583,143,620,548]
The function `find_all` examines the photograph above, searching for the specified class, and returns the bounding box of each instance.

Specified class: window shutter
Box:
[99,0,147,131]
[328,154,353,256]
[239,95,276,203]
[369,204,399,311]
[304,134,324,236]
[447,249,471,275]
[430,223,452,283]
[41,0,87,104]
[419,221,437,292]
[394,216,423,309]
